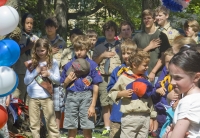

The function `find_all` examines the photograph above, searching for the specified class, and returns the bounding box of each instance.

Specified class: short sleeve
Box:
[90,62,102,84]
[177,99,200,124]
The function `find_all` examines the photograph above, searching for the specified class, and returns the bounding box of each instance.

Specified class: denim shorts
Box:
[63,91,94,129]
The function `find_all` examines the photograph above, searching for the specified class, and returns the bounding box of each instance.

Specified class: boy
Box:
[108,49,157,138]
[119,21,134,41]
[151,48,174,137]
[43,17,67,129]
[86,30,98,59]
[60,28,83,67]
[155,6,180,45]
[60,35,102,138]
[133,9,170,83]
[107,38,137,138]
[183,19,200,44]
[92,20,122,136]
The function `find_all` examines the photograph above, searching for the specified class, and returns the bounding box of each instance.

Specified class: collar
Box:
[159,22,171,31]
[104,39,120,46]
[22,30,33,37]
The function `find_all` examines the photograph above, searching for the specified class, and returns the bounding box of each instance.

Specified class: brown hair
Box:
[121,38,137,52]
[119,21,134,32]
[102,20,118,36]
[73,35,92,50]
[45,17,59,28]
[155,6,170,15]
[31,38,53,69]
[86,30,98,38]
[184,19,200,36]
[164,48,174,57]
[129,48,150,67]
[142,9,155,19]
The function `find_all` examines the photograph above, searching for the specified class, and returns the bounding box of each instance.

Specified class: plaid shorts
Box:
[53,86,65,111]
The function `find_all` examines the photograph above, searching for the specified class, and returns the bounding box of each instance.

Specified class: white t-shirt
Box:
[173,93,200,138]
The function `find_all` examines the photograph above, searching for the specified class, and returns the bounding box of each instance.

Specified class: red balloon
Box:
[0,0,7,6]
[0,105,8,129]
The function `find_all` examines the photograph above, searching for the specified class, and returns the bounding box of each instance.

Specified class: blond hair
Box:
[142,9,155,19]
[73,35,92,50]
[155,6,170,15]
[121,38,137,52]
[164,48,174,57]
[129,49,150,67]
[184,19,200,36]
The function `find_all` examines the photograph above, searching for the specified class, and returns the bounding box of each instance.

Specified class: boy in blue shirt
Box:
[107,38,137,138]
[60,35,102,138]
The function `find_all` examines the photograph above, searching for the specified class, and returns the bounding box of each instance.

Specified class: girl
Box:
[163,49,200,138]
[24,38,60,138]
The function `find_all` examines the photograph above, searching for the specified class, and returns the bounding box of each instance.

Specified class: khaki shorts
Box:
[121,112,150,138]
[110,122,121,138]
[99,75,113,106]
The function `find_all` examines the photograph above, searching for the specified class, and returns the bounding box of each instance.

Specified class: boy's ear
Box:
[132,62,137,69]
[194,72,200,83]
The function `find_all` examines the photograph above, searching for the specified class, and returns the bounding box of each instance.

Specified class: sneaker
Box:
[102,129,110,136]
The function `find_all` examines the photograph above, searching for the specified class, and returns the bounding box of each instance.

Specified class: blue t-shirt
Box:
[107,64,126,123]
[60,56,102,92]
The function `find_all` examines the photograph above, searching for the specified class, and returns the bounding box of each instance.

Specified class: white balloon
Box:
[0,6,19,36]
[0,66,17,95]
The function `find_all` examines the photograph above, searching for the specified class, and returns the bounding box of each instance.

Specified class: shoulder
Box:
[87,58,98,67]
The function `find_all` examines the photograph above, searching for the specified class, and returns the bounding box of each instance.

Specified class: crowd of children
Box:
[1,4,200,138]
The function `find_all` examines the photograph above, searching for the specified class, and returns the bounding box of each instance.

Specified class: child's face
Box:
[36,47,47,61]
[165,55,173,71]
[132,60,149,75]
[184,26,196,37]
[122,50,132,65]
[169,63,196,95]
[143,15,155,29]
[45,26,57,36]
[75,48,87,58]
[120,25,133,39]
[24,17,33,33]
[105,27,115,41]
[89,36,97,47]
[155,12,168,26]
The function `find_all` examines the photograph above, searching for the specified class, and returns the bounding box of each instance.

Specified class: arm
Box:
[107,67,119,92]
[88,84,99,117]
[24,68,39,85]
[163,119,190,138]
[143,39,161,52]
[20,41,34,55]
[48,61,60,85]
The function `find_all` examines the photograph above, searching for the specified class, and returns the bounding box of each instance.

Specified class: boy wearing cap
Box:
[108,49,157,138]
[60,35,102,138]
[43,17,67,129]
[92,20,122,136]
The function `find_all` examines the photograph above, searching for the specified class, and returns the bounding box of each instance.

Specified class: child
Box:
[24,38,60,138]
[92,20,122,136]
[0,96,10,138]
[119,21,134,40]
[107,38,137,138]
[12,13,38,103]
[183,19,200,44]
[60,28,83,67]
[162,48,200,138]
[43,17,67,128]
[155,6,180,45]
[151,48,174,137]
[60,35,102,138]
[85,30,98,59]
[108,49,157,138]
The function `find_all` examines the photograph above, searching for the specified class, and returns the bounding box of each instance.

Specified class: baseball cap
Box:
[66,58,90,77]
[126,78,153,100]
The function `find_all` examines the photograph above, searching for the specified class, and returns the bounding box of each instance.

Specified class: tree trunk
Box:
[55,0,68,41]
[142,0,160,11]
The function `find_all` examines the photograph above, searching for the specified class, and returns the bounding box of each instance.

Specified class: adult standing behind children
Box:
[133,9,170,83]
[155,6,180,45]
[43,17,67,129]
[60,35,102,138]
[24,38,60,138]
[93,20,122,136]
[12,13,38,103]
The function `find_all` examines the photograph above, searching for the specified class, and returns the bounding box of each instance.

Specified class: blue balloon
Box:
[0,73,19,97]
[0,39,20,66]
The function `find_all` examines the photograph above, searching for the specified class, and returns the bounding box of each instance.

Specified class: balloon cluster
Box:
[0,0,20,129]
[161,0,191,12]
[0,1,19,98]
